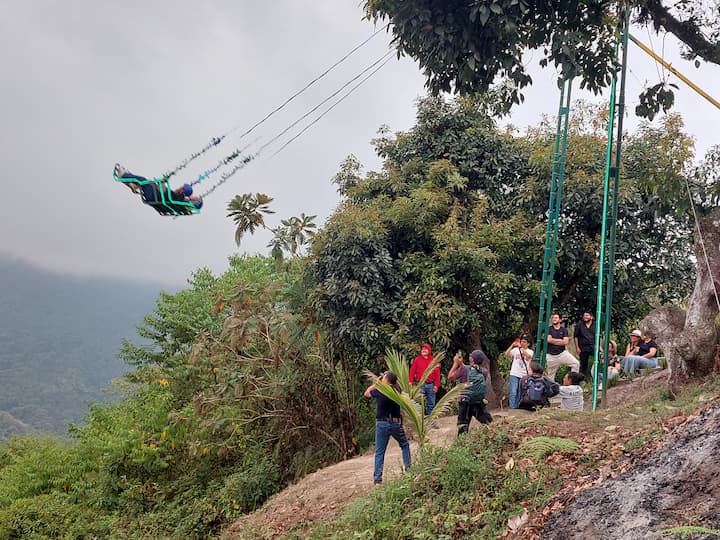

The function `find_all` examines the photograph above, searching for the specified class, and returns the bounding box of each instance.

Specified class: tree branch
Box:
[642,0,720,65]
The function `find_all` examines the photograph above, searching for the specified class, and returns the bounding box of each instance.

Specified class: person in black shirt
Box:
[574,311,596,374]
[546,313,580,380]
[364,371,411,485]
[621,330,659,374]
[115,163,204,209]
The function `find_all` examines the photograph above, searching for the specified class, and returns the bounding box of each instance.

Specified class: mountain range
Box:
[0,255,169,438]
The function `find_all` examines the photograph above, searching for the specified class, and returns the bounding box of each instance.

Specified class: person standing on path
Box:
[546,313,580,381]
[408,344,440,415]
[448,351,492,436]
[573,311,596,375]
[364,371,411,485]
[504,335,533,409]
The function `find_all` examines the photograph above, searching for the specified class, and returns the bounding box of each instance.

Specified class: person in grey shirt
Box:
[558,371,585,411]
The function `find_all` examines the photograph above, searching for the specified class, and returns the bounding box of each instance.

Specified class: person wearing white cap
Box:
[621,330,658,374]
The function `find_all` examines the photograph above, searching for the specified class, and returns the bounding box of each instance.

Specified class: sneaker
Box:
[113,163,127,177]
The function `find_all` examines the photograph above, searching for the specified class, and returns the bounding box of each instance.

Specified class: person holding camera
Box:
[448,351,492,436]
[504,335,533,409]
[364,371,411,485]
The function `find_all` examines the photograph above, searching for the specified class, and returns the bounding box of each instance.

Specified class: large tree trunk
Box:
[640,207,720,383]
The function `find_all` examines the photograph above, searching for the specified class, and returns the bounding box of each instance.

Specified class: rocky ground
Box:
[541,399,720,539]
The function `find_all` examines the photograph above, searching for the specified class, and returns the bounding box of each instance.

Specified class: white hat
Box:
[629,329,642,337]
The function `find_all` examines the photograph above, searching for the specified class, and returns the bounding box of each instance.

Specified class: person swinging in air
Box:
[113,163,203,214]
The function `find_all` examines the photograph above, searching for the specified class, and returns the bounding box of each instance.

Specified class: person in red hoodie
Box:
[408,344,441,415]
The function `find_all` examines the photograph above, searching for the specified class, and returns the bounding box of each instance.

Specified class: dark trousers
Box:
[457,401,493,436]
[579,349,594,375]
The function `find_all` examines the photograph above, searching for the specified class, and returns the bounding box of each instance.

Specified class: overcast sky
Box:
[1,2,718,285]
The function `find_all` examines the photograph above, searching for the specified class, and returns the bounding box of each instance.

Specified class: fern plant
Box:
[515,436,579,460]
[661,526,720,538]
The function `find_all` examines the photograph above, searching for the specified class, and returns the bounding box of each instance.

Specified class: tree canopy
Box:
[365,0,720,117]
[308,96,698,375]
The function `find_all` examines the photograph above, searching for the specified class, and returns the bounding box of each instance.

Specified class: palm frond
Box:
[418,351,444,384]
[363,369,425,438]
[383,349,411,394]
[426,383,469,427]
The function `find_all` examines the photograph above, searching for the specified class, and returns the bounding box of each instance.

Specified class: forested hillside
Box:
[0,256,164,436]
[0,95,712,539]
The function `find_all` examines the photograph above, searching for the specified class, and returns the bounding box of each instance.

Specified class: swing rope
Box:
[190,138,258,186]
[269,55,392,158]
[198,52,393,197]
[228,24,389,142]
[257,51,393,155]
[161,25,387,184]
[684,176,720,313]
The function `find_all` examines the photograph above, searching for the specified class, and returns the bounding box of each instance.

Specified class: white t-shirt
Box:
[558,385,584,411]
[509,347,533,378]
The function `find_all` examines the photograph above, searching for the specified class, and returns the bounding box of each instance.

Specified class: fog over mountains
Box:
[0,255,170,438]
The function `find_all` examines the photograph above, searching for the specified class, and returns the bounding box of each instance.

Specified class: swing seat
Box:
[113,171,200,216]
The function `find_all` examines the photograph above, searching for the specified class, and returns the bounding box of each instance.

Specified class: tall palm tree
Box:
[285,213,317,256]
[227,193,275,246]
[266,213,317,265]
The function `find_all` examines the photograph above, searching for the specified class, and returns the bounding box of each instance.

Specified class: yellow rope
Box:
[628,34,720,111]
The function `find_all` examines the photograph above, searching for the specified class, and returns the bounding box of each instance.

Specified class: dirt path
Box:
[223,411,521,539]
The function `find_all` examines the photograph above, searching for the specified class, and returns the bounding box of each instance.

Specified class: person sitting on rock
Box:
[622,330,658,375]
[558,371,585,411]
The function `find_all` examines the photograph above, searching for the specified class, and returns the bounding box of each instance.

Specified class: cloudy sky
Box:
[1,2,718,285]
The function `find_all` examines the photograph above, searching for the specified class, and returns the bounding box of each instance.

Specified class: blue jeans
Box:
[373,421,411,484]
[422,382,436,415]
[622,355,658,373]
[509,375,521,409]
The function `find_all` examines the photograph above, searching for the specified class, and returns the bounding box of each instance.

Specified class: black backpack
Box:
[519,376,547,409]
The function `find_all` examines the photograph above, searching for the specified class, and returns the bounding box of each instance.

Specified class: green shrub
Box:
[0,436,95,506]
[554,365,570,384]
[0,493,115,540]
[218,458,281,516]
[661,525,720,538]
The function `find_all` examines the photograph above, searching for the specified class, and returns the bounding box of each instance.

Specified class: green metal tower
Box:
[592,9,631,410]
[534,79,573,365]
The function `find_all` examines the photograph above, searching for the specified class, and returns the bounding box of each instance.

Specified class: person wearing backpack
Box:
[518,362,560,411]
[448,351,492,436]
